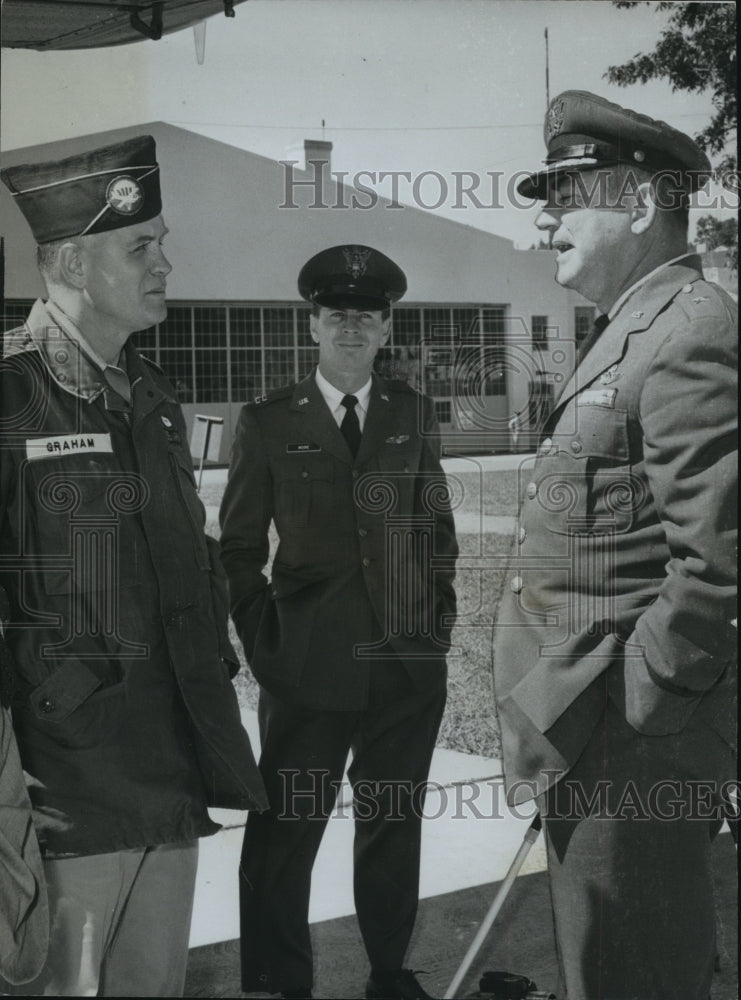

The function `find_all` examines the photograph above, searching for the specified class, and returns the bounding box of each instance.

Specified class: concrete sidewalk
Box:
[189,707,546,950]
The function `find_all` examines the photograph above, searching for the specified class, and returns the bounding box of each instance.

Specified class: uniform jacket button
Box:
[539,437,552,454]
[518,527,526,544]
[301,470,309,479]
[358,528,368,537]
[352,469,360,478]
[510,576,523,594]
[570,440,583,453]
[362,557,371,567]
[526,482,537,499]
[39,697,55,714]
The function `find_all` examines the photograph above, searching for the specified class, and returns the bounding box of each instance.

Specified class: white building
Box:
[1,123,596,459]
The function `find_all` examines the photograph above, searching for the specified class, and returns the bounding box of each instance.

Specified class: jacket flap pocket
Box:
[570,406,629,461]
[30,662,102,723]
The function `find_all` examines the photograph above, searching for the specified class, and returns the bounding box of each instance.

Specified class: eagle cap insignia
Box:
[546,98,566,141]
[106,175,144,215]
[342,246,372,280]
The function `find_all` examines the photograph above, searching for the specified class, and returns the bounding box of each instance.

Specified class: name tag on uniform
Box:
[26,432,114,461]
[578,388,617,409]
[286,442,321,453]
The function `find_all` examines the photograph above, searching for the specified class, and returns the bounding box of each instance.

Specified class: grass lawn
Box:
[205,466,518,759]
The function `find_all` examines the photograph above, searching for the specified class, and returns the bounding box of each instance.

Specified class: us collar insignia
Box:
[161,415,173,428]
[599,364,620,385]
[106,175,144,215]
[546,98,565,140]
[342,245,372,280]
[297,397,309,406]
[380,393,390,402]
[385,434,410,445]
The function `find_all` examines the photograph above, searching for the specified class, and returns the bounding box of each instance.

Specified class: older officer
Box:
[0,136,266,997]
[220,245,458,1000]
[495,91,737,999]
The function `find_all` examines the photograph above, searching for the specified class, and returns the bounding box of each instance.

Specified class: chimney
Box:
[303,138,332,173]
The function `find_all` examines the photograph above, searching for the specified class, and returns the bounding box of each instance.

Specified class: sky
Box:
[1,0,737,245]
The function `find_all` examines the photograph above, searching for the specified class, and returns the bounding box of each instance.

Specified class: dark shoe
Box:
[365,969,435,1000]
[280,990,313,999]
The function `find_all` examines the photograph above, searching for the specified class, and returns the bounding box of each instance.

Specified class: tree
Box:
[695,216,738,272]
[606,3,737,179]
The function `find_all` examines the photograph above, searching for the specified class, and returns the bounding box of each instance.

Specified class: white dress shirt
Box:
[314,368,373,432]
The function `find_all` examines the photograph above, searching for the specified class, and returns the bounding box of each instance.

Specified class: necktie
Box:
[340,394,362,458]
[576,313,610,365]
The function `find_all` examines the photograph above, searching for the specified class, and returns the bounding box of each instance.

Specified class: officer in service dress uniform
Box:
[0,137,266,997]
[220,245,458,1000]
[495,92,737,999]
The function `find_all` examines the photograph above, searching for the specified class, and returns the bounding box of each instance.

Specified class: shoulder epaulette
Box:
[672,279,735,322]
[249,384,297,408]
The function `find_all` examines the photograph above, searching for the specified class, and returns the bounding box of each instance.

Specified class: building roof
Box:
[2,122,574,308]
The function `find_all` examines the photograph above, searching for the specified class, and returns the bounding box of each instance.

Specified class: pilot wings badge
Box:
[342,246,372,280]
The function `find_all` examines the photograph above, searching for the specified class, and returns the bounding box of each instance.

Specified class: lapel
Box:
[355,374,398,465]
[287,371,351,463]
[550,258,704,419]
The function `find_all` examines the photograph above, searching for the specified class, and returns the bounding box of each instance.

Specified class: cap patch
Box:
[106,175,144,215]
[546,98,566,141]
[343,246,372,280]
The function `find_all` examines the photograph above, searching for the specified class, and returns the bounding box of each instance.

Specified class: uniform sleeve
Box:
[418,394,458,640]
[219,405,273,660]
[623,309,738,733]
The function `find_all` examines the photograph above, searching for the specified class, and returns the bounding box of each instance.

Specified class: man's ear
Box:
[57,242,86,288]
[309,313,320,344]
[380,317,391,346]
[630,181,658,236]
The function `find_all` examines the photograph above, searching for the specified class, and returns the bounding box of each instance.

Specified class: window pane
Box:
[195,348,228,403]
[2,299,35,330]
[264,348,295,390]
[452,308,479,340]
[159,348,193,400]
[297,347,316,380]
[392,307,421,346]
[296,306,314,346]
[423,308,453,342]
[230,307,262,348]
[263,308,294,347]
[193,306,226,348]
[158,306,192,348]
[230,348,263,401]
[435,400,452,425]
[574,306,596,342]
[481,307,506,336]
[133,326,158,356]
[531,315,548,349]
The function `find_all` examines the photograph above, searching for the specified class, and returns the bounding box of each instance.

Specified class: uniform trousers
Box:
[541,697,733,1000]
[240,663,446,994]
[2,840,198,997]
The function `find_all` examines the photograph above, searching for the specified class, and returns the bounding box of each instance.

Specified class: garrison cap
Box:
[0,135,162,244]
[518,90,712,199]
[298,244,407,311]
